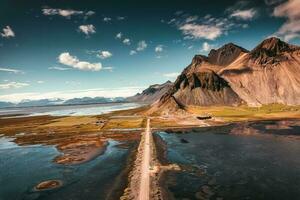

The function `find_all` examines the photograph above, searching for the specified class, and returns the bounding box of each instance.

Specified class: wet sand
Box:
[34,180,63,191]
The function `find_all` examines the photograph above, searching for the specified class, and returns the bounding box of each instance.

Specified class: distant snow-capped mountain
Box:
[0,97,126,108]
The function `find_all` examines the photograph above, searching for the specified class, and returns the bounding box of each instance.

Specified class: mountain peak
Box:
[191,55,208,65]
[207,42,248,66]
[250,37,299,64]
[253,37,295,51]
[209,42,248,54]
[164,80,172,84]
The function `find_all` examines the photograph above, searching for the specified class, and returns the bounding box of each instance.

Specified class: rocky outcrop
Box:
[250,37,299,65]
[162,71,242,106]
[127,81,173,103]
[208,43,248,66]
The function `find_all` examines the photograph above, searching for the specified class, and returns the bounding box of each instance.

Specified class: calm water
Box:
[0,102,141,117]
[0,137,135,200]
[157,120,300,200]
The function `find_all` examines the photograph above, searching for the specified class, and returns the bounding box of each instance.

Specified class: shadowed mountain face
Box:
[150,37,300,114]
[127,81,173,103]
[168,70,242,106]
[208,43,249,66]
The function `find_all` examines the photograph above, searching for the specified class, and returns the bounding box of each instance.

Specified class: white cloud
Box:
[129,50,137,55]
[116,32,122,39]
[167,18,176,24]
[0,87,143,103]
[78,24,96,36]
[42,8,94,19]
[230,9,257,20]
[65,81,81,85]
[179,23,222,40]
[136,40,147,51]
[155,45,163,53]
[187,45,194,50]
[37,81,44,84]
[201,42,212,52]
[0,67,23,74]
[48,66,70,71]
[273,0,300,41]
[103,17,112,22]
[0,82,29,89]
[163,72,180,78]
[117,16,125,20]
[58,52,102,71]
[42,8,83,17]
[123,38,131,45]
[186,15,198,23]
[85,11,95,16]
[102,66,114,72]
[1,26,15,38]
[98,51,112,59]
[169,4,252,41]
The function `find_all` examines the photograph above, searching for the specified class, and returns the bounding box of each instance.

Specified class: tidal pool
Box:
[157,120,300,200]
[0,137,136,200]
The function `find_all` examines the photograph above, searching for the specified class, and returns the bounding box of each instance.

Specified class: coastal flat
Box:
[1,103,300,165]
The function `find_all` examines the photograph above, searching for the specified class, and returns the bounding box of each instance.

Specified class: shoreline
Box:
[106,140,140,200]
[1,105,300,199]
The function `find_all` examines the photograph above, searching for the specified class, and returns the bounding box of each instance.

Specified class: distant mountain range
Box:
[0,97,126,108]
[147,37,300,114]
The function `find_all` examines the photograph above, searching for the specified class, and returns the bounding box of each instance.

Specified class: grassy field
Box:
[186,104,300,122]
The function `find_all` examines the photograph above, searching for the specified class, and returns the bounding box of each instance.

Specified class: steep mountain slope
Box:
[150,44,245,114]
[220,37,300,106]
[127,81,173,103]
[208,43,248,66]
[150,37,300,114]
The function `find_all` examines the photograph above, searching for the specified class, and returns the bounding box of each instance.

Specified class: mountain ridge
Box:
[127,80,173,103]
[0,97,126,108]
[149,37,300,114]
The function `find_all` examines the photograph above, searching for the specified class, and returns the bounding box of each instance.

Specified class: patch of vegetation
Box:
[102,118,146,130]
[187,104,300,122]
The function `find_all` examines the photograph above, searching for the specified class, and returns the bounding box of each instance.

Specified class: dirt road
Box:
[138,118,151,200]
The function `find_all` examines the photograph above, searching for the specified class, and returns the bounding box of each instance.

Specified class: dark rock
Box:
[180,138,189,143]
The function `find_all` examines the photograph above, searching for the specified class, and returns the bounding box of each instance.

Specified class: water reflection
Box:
[0,137,135,200]
[158,120,300,200]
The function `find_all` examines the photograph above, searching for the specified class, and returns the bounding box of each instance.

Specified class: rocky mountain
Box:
[149,37,300,114]
[0,97,126,108]
[220,37,300,106]
[16,99,64,107]
[63,97,125,105]
[0,101,15,108]
[127,81,173,103]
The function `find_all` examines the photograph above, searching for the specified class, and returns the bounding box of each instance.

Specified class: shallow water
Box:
[0,137,135,200]
[158,120,300,200]
[0,102,141,117]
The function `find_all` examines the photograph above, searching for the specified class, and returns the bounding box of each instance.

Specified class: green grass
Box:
[187,104,300,122]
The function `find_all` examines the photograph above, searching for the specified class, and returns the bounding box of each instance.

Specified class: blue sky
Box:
[0,0,299,102]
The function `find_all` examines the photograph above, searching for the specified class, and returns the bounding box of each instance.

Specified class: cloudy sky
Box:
[0,0,299,102]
